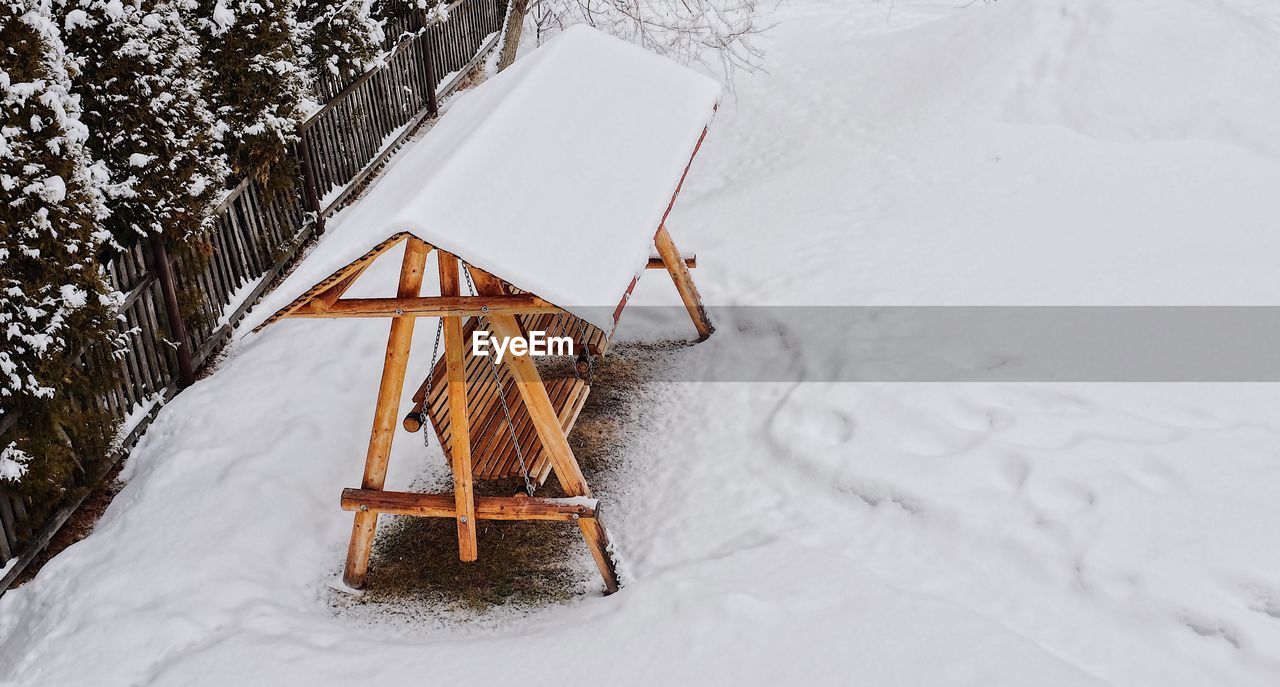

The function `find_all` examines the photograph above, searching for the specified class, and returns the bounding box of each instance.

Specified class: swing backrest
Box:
[421,314,595,484]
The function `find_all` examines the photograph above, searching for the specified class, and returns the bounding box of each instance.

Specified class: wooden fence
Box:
[0,0,507,592]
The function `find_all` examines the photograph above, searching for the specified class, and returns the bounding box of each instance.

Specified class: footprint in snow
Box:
[767,392,857,449]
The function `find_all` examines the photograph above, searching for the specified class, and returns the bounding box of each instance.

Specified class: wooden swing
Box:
[246,25,721,593]
[254,226,709,593]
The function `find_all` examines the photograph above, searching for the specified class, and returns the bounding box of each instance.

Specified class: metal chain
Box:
[552,310,579,382]
[463,264,536,497]
[419,316,444,452]
[574,311,594,386]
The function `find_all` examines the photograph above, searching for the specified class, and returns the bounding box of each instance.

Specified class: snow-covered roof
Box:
[246,25,720,334]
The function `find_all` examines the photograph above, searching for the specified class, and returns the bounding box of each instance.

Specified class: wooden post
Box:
[465,267,621,586]
[578,516,617,593]
[654,224,714,341]
[478,295,620,593]
[421,34,439,117]
[296,133,326,234]
[439,252,478,562]
[342,238,429,588]
[149,238,195,387]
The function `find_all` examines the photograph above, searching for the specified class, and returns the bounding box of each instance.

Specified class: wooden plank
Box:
[0,497,16,558]
[228,185,263,275]
[439,251,478,562]
[485,376,581,480]
[318,112,341,201]
[297,131,325,231]
[442,339,514,477]
[369,71,394,139]
[356,80,381,163]
[134,295,165,394]
[342,238,429,588]
[205,207,236,307]
[341,490,597,522]
[0,506,12,562]
[535,378,590,484]
[142,294,179,386]
[287,294,560,319]
[655,224,714,341]
[470,362,536,478]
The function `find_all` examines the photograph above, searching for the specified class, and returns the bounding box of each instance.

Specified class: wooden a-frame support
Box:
[281,230,710,594]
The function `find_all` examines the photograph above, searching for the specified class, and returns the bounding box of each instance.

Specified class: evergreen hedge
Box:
[2,0,398,551]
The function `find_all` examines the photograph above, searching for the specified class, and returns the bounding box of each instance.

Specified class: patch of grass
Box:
[335,341,685,616]
[358,478,590,611]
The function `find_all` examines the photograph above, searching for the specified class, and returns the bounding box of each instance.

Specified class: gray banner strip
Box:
[560,306,1280,382]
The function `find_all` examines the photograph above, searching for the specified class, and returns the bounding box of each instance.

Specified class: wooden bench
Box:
[408,315,592,483]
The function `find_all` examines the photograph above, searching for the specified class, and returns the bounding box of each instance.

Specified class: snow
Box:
[5,1,1280,686]
[63,9,91,30]
[244,25,720,334]
[214,275,266,329]
[0,443,29,482]
[120,394,163,437]
[38,175,65,202]
[209,1,235,33]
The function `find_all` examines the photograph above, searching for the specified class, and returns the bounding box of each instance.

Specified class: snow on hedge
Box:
[0,0,118,405]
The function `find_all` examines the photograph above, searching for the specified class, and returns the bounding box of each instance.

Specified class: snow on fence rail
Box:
[0,0,507,593]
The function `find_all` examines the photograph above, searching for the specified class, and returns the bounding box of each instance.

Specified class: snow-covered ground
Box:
[4,1,1280,685]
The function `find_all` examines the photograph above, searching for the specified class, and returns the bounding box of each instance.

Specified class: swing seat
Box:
[420,316,593,483]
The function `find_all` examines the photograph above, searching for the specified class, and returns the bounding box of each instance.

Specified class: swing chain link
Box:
[575,313,594,386]
[463,264,537,498]
[419,315,444,451]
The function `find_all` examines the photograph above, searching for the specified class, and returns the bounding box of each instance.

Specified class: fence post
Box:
[295,134,327,234]
[149,238,196,388]
[422,30,439,116]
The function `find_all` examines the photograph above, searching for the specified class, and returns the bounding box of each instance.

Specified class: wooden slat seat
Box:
[420,316,592,483]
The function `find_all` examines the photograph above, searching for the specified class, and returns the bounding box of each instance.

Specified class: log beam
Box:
[309,263,370,312]
[577,516,618,592]
[341,489,598,521]
[469,263,619,593]
[488,313,591,496]
[342,238,429,588]
[463,262,621,593]
[286,294,559,319]
[439,252,478,562]
[655,225,714,341]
